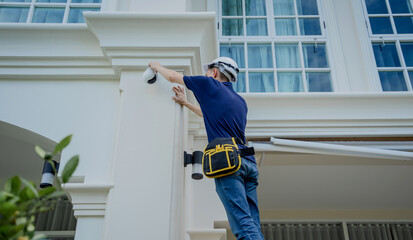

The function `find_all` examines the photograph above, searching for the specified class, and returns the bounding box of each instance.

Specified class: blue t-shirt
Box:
[184,75,255,163]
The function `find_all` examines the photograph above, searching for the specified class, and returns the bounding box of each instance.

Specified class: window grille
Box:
[0,0,101,23]
[218,0,333,93]
[361,0,413,91]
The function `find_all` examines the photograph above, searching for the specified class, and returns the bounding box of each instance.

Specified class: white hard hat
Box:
[203,57,239,82]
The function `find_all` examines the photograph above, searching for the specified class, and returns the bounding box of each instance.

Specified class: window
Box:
[0,0,100,23]
[362,0,413,91]
[218,0,333,93]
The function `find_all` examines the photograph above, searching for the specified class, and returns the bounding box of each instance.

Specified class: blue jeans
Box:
[214,158,264,240]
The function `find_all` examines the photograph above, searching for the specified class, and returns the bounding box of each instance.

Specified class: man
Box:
[149,57,264,240]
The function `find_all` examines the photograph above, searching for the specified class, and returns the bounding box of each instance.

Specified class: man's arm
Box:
[172,86,203,117]
[148,61,185,86]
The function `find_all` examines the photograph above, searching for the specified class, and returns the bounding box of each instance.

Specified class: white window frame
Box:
[360,0,413,92]
[216,0,337,93]
[0,0,101,23]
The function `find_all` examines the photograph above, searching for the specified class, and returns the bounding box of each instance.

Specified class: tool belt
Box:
[202,137,255,178]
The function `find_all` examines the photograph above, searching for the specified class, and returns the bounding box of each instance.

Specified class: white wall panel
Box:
[0,79,120,182]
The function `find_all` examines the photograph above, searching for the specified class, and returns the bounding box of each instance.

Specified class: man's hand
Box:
[172,86,186,106]
[171,86,203,117]
[147,61,185,85]
[148,61,161,72]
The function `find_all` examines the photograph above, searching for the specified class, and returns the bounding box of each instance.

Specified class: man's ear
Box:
[212,68,219,78]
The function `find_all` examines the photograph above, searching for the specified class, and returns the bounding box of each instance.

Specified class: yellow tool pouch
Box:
[202,137,242,178]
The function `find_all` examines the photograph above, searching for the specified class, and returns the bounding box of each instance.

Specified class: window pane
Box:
[0,0,30,2]
[275,44,300,68]
[296,0,318,15]
[299,18,322,35]
[222,19,243,36]
[0,7,28,22]
[365,0,388,14]
[306,72,332,92]
[246,19,268,36]
[248,44,273,68]
[394,17,413,34]
[372,43,401,67]
[388,0,413,13]
[278,72,303,92]
[233,72,246,92]
[68,8,99,23]
[401,43,413,66]
[222,0,243,16]
[302,43,329,68]
[246,0,266,16]
[273,0,294,15]
[37,0,67,3]
[275,18,297,35]
[379,71,407,91]
[220,43,245,68]
[249,72,275,92]
[33,8,64,23]
[409,71,413,88]
[369,17,393,34]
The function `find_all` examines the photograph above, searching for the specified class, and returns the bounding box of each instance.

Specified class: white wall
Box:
[0,80,120,183]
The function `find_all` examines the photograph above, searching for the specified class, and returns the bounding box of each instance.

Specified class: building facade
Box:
[0,0,413,239]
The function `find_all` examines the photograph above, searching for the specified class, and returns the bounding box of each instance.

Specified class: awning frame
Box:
[249,137,413,161]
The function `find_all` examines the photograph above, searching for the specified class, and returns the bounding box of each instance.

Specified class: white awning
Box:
[250,137,413,161]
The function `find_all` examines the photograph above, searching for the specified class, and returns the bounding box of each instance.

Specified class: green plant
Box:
[0,135,79,240]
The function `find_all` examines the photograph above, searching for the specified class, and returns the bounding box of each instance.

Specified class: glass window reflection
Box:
[246,19,268,36]
[249,72,275,92]
[275,44,300,68]
[278,72,303,92]
[365,0,388,14]
[372,43,401,67]
[233,72,246,92]
[296,0,319,15]
[248,44,273,68]
[394,17,413,34]
[401,43,413,67]
[246,0,266,16]
[388,0,413,13]
[299,18,322,35]
[275,18,297,35]
[379,71,407,91]
[0,0,30,2]
[0,7,28,22]
[32,8,64,23]
[306,72,332,92]
[273,0,294,16]
[302,43,329,68]
[370,17,393,34]
[220,44,245,68]
[222,19,244,36]
[222,0,243,16]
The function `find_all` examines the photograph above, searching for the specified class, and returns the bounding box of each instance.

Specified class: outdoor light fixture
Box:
[143,67,157,84]
[184,151,203,180]
[40,160,59,188]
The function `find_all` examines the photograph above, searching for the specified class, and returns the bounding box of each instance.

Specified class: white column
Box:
[103,70,184,240]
